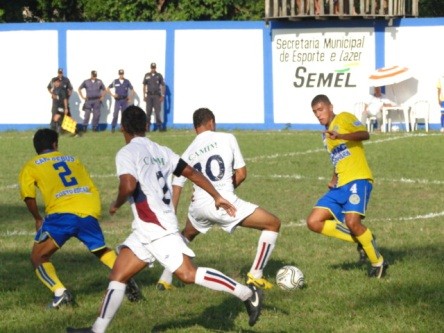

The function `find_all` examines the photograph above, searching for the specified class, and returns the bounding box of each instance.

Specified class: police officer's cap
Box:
[118,69,124,75]
[91,70,97,77]
[57,68,63,74]
[150,63,156,68]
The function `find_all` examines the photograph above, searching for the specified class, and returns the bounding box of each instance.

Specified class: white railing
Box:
[265,0,419,19]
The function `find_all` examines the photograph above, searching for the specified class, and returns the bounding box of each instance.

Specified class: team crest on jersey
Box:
[349,193,360,205]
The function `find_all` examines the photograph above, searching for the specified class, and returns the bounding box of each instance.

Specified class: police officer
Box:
[78,70,106,132]
[47,68,73,130]
[142,62,165,132]
[50,78,69,133]
[107,69,134,133]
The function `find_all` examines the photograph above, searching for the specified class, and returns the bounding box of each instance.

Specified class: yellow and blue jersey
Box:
[19,151,101,219]
[324,112,373,187]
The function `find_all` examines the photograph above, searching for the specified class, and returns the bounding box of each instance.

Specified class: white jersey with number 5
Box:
[173,131,245,202]
[116,136,181,243]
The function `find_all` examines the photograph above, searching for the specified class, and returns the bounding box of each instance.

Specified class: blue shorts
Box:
[315,179,373,223]
[35,213,107,252]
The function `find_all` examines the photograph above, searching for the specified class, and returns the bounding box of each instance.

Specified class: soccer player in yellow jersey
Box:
[18,129,141,308]
[307,94,388,278]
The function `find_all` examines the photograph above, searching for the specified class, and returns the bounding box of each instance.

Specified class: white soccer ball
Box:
[276,265,304,290]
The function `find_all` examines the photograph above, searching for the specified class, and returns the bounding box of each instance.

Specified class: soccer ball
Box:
[276,265,304,290]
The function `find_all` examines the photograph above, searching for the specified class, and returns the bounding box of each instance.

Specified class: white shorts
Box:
[120,231,195,273]
[188,193,258,234]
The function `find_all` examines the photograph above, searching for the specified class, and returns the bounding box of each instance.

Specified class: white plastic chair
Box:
[354,101,376,132]
[410,100,430,132]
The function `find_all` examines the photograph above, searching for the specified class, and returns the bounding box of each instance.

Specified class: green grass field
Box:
[1,129,443,333]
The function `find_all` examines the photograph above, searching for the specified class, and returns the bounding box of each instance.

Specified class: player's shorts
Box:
[35,213,106,251]
[314,179,373,223]
[119,231,195,273]
[188,193,258,234]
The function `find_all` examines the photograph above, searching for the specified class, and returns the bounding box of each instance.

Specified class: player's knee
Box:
[306,216,322,232]
[273,216,281,231]
[264,216,281,232]
[30,252,49,268]
[175,270,195,284]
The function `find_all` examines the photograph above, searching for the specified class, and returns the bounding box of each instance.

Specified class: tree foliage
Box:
[0,0,442,23]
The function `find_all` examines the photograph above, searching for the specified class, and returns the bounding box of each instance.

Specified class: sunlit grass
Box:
[1,130,443,332]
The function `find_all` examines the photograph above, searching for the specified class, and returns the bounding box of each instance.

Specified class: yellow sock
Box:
[99,250,117,269]
[321,220,356,243]
[35,262,65,292]
[356,229,383,265]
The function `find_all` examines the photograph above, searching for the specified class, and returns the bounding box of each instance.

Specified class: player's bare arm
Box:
[24,197,43,230]
[172,185,183,213]
[181,165,236,217]
[110,173,137,215]
[232,166,247,189]
[324,130,369,141]
[328,173,338,189]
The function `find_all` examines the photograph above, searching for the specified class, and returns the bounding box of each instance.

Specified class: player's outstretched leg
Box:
[242,208,280,289]
[246,230,278,289]
[192,267,264,327]
[35,262,74,309]
[67,281,126,333]
[244,284,264,326]
[125,278,143,302]
[156,268,174,291]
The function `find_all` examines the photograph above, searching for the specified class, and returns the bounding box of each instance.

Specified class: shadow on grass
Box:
[151,296,276,333]
[329,244,444,273]
[0,204,36,227]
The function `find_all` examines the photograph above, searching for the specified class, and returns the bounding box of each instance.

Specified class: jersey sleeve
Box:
[116,148,138,179]
[341,112,367,133]
[229,134,246,170]
[163,145,180,171]
[172,174,187,187]
[18,164,36,200]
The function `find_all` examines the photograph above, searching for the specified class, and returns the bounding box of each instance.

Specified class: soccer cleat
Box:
[125,278,143,302]
[156,280,174,291]
[66,327,94,333]
[357,243,367,264]
[244,284,264,327]
[50,290,74,309]
[368,260,389,278]
[246,273,273,290]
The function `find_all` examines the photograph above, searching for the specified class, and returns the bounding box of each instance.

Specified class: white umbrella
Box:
[369,65,412,87]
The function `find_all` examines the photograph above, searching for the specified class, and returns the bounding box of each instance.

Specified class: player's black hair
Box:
[121,105,147,135]
[311,94,331,107]
[193,107,215,128]
[33,128,58,154]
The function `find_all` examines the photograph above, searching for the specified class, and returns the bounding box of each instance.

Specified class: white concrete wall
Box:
[0,19,443,130]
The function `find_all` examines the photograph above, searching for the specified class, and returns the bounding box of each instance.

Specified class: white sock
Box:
[54,288,66,297]
[92,281,126,333]
[249,230,278,278]
[195,267,252,301]
[158,268,173,285]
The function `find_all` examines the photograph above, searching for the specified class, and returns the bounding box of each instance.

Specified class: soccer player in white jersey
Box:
[66,106,264,333]
[157,108,280,291]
